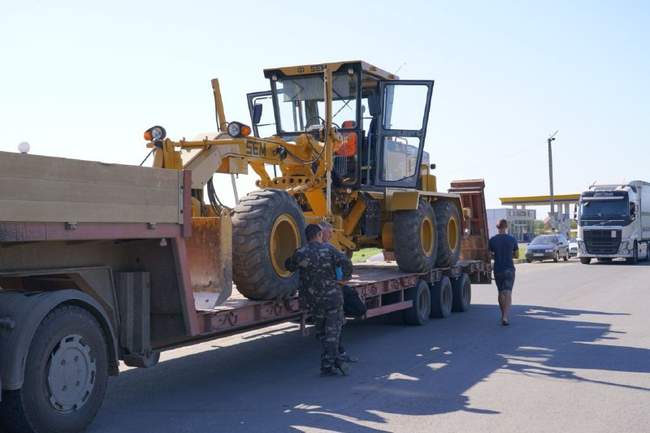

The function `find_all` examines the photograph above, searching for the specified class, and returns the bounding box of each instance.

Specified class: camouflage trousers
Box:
[313,306,345,370]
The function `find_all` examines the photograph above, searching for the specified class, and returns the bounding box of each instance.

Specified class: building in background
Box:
[487,208,537,242]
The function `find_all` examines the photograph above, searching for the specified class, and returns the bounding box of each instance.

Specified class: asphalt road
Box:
[92,259,650,433]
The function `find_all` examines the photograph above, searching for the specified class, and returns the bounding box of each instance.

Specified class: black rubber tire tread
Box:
[232,189,305,300]
[430,276,453,319]
[403,280,431,326]
[392,200,437,273]
[451,273,472,313]
[580,257,591,265]
[0,305,109,433]
[433,200,462,267]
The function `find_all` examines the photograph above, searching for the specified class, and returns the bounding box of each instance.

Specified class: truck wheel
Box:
[0,305,109,433]
[403,280,431,326]
[451,273,472,312]
[393,200,437,273]
[580,257,591,265]
[525,258,532,263]
[433,201,462,267]
[430,276,453,318]
[626,242,638,264]
[232,189,305,300]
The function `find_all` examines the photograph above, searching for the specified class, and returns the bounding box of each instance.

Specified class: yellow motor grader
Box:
[145,61,464,300]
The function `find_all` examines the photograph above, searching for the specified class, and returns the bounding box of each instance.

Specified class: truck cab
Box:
[577,181,650,264]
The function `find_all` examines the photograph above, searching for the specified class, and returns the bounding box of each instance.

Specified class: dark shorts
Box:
[494,269,515,292]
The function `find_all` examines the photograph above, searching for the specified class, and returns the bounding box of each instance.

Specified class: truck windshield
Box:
[272,72,358,134]
[580,197,629,219]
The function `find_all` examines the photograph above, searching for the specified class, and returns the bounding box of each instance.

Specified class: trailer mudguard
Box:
[0,289,119,391]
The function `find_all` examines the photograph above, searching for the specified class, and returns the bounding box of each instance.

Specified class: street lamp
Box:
[547,130,558,227]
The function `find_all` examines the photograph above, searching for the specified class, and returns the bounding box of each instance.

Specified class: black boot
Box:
[320,367,338,377]
[334,360,350,376]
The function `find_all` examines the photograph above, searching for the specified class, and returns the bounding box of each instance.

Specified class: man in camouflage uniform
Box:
[319,221,362,363]
[285,224,353,376]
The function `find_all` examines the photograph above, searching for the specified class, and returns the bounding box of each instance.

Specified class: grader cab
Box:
[145,61,463,301]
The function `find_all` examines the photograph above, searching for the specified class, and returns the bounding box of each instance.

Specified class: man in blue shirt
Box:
[488,219,519,326]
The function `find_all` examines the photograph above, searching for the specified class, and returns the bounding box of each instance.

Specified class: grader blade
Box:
[186,216,233,309]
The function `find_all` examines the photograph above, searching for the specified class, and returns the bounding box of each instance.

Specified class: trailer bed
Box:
[188,260,491,347]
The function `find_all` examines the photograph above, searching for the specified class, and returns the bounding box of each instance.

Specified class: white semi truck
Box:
[577,180,650,264]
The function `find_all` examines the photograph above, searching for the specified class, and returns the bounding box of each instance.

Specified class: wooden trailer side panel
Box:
[0,151,183,224]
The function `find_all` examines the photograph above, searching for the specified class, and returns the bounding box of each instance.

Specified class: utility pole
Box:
[547,130,559,227]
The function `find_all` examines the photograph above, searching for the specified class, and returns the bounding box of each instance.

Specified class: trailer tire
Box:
[403,280,431,326]
[451,273,472,312]
[433,201,462,267]
[0,305,108,433]
[580,257,591,265]
[232,189,305,300]
[430,276,453,318]
[393,200,437,273]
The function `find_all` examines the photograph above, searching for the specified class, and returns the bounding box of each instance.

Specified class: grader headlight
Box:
[227,121,251,138]
[143,125,167,142]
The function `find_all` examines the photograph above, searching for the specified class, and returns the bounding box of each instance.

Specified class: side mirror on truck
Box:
[630,202,636,219]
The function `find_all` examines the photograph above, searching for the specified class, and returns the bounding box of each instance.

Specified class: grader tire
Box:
[232,189,305,300]
[433,201,462,267]
[393,200,437,273]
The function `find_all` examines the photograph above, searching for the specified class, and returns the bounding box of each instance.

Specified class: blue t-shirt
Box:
[489,234,518,273]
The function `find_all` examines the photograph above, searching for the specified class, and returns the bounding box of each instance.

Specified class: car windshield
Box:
[272,72,358,134]
[531,235,556,245]
[580,197,629,219]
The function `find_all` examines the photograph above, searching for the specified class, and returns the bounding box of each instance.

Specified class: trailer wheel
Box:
[580,257,591,265]
[232,189,305,300]
[433,201,462,267]
[393,200,437,273]
[451,273,472,312]
[430,276,453,318]
[403,280,431,326]
[0,305,108,433]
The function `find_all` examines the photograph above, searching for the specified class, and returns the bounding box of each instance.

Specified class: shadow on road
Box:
[95,304,646,433]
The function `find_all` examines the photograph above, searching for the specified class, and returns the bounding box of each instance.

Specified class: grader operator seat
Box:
[333,120,358,183]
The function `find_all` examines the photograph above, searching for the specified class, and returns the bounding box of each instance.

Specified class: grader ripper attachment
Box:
[145,61,464,301]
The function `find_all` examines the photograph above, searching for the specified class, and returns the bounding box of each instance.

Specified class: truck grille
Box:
[584,230,621,254]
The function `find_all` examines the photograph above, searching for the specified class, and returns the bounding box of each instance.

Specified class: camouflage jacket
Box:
[285,241,353,309]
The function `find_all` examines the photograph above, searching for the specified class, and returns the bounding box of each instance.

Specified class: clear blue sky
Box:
[1,0,648,209]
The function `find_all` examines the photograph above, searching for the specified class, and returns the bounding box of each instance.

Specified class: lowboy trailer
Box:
[0,151,490,433]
